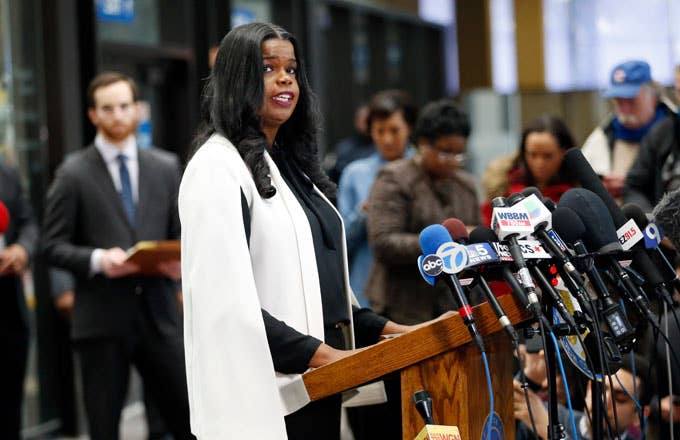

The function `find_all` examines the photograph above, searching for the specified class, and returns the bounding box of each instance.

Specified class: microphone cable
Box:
[516,342,539,437]
[619,299,647,440]
[481,351,494,440]
[614,371,645,440]
[603,268,680,369]
[549,331,579,440]
[621,353,646,440]
[664,301,675,440]
[538,317,563,439]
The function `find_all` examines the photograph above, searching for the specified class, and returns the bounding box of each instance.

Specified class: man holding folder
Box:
[42,72,193,440]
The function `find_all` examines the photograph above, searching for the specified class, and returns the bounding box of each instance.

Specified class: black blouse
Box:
[261,149,387,374]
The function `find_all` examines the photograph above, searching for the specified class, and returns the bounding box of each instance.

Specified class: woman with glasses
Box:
[364,99,480,326]
[481,115,577,225]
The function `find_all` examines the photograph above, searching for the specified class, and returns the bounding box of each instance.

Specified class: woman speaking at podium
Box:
[179,23,417,439]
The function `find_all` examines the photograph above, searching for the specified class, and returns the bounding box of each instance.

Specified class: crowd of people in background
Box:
[3,19,680,440]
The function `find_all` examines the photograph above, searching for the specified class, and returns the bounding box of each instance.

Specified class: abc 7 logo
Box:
[438,243,469,274]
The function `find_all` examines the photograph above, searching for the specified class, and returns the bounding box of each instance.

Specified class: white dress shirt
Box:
[90,134,139,274]
[94,134,139,202]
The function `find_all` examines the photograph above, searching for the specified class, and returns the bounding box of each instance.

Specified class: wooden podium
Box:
[302,294,532,439]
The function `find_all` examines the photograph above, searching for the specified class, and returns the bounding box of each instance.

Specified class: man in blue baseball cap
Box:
[582,60,676,200]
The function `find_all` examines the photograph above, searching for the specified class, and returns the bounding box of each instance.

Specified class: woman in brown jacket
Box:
[365,99,480,325]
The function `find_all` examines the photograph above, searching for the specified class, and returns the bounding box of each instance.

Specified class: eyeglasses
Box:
[425,145,466,165]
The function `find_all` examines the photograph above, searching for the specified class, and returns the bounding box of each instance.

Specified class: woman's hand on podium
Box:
[380,311,457,337]
[308,343,358,368]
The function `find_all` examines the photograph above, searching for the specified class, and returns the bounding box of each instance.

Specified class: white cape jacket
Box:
[179,134,357,439]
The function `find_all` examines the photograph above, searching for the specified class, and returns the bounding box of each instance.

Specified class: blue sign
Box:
[96,0,135,23]
[643,223,664,249]
[465,243,500,267]
[231,7,256,28]
[547,229,567,252]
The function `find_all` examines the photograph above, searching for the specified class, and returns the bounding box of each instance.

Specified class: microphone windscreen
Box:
[542,197,557,212]
[621,202,668,286]
[621,203,649,229]
[520,186,543,199]
[442,218,469,243]
[653,188,680,250]
[559,188,621,253]
[550,207,586,245]
[507,192,525,206]
[469,226,499,244]
[419,224,452,255]
[0,200,9,234]
[562,148,628,227]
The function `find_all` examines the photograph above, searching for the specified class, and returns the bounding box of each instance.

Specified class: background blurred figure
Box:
[327,103,373,182]
[624,64,680,211]
[582,60,675,200]
[42,71,192,439]
[0,161,38,440]
[338,90,417,307]
[482,115,576,225]
[365,98,479,325]
[648,307,680,439]
[514,354,652,440]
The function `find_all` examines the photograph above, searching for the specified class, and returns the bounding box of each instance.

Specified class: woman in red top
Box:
[481,115,577,225]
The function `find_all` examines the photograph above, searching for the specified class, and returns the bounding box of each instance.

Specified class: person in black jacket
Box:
[0,161,38,440]
[624,66,680,212]
[42,72,193,440]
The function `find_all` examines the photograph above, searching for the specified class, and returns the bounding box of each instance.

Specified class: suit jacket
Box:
[365,157,480,324]
[42,144,182,340]
[0,162,38,333]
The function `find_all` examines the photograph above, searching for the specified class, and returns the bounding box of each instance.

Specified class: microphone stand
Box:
[530,266,567,439]
[539,300,567,440]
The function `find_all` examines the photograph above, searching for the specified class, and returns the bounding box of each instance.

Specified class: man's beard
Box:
[101,122,137,142]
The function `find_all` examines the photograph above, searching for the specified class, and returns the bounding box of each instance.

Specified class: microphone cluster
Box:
[416,148,680,365]
[411,147,680,438]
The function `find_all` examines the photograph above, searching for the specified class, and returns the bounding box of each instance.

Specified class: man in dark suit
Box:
[0,161,38,440]
[42,72,193,440]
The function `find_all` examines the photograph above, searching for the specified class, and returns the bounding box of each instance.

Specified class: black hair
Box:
[366,89,417,131]
[513,115,577,187]
[192,22,334,199]
[414,99,470,143]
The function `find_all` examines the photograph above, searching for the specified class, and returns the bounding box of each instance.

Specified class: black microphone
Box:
[413,390,436,425]
[652,188,680,251]
[563,147,671,295]
[443,218,520,344]
[490,197,544,313]
[622,203,680,296]
[551,205,637,352]
[468,226,555,331]
[512,187,586,288]
[559,188,655,323]
[491,193,578,331]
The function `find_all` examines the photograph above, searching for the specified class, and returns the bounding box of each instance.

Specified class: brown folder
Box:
[125,240,180,275]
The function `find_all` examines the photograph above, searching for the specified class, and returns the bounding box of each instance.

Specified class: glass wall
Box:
[0,0,49,436]
[544,0,680,92]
